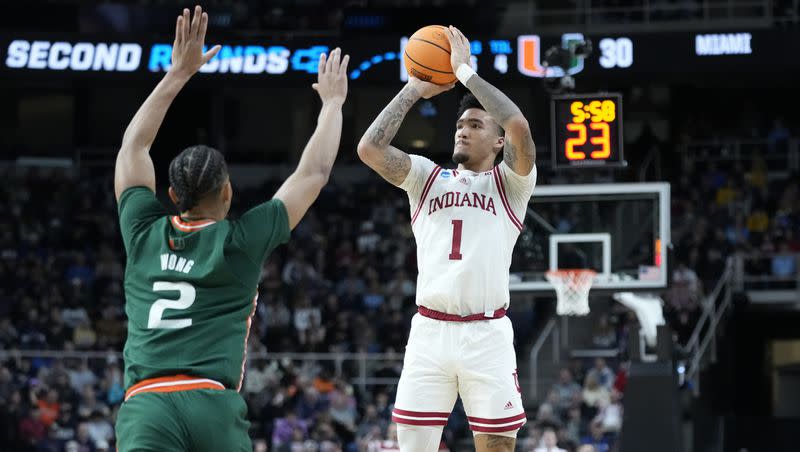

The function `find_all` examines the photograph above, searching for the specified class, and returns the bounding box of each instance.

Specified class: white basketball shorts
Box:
[391,313,527,436]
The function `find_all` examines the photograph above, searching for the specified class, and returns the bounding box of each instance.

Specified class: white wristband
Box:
[455,63,476,85]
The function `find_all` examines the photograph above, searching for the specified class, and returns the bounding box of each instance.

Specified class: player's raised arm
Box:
[445,26,536,176]
[273,48,349,230]
[357,78,453,186]
[114,6,221,201]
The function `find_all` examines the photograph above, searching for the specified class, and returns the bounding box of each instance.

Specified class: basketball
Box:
[403,25,456,85]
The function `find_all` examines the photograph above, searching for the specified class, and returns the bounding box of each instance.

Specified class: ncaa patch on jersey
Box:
[440,170,451,179]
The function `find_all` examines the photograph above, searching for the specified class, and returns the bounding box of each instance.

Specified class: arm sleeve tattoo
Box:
[366,84,419,148]
[362,84,421,185]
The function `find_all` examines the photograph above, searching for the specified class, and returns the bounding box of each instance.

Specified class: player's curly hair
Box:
[168,145,228,212]
[456,93,505,136]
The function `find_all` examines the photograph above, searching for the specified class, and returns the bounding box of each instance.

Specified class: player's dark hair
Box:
[456,93,504,136]
[168,145,228,212]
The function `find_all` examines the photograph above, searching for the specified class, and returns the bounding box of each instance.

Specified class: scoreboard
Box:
[550,93,624,168]
[3,29,800,81]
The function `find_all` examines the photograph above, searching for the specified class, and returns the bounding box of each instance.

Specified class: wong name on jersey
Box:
[159,253,195,274]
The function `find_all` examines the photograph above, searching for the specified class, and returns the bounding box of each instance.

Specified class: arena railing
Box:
[733,252,800,303]
[686,257,734,396]
[681,138,800,172]
[246,351,406,393]
[688,253,799,394]
[569,348,619,359]
[0,350,406,394]
[528,317,559,398]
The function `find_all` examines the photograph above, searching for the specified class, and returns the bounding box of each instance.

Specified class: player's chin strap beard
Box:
[452,152,469,164]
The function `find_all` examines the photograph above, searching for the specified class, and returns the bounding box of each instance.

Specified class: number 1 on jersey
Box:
[449,219,463,260]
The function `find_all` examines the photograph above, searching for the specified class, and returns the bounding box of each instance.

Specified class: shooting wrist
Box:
[402,81,424,101]
[456,63,476,85]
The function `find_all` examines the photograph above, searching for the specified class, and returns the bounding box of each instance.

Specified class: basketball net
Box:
[546,269,596,316]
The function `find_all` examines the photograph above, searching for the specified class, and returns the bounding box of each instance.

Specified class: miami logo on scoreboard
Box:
[518,33,587,78]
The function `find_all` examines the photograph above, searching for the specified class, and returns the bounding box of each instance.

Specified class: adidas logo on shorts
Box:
[504,401,513,410]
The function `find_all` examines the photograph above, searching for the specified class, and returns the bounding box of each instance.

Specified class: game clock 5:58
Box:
[550,93,625,168]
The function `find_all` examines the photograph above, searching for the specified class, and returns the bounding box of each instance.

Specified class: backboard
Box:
[510,182,670,291]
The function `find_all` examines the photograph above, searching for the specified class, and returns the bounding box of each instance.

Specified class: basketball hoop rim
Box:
[545,269,597,278]
[545,269,598,292]
[546,269,596,316]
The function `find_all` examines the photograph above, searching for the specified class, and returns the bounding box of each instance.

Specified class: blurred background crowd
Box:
[1,108,797,450]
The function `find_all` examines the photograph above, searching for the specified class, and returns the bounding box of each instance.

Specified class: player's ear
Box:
[494,135,505,154]
[168,186,179,207]
[222,180,232,203]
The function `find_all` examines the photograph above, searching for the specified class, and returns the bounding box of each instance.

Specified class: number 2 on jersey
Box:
[148,281,195,329]
[449,219,463,260]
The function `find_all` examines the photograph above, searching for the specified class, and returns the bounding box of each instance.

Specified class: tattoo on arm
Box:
[363,84,420,185]
[503,141,518,169]
[465,76,521,126]
[381,147,411,186]
[485,435,515,450]
[503,136,536,171]
[366,84,419,149]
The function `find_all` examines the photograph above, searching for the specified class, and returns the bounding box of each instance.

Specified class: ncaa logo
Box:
[440,171,451,179]
[518,33,587,78]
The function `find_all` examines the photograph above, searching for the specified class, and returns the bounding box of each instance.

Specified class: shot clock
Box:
[550,93,625,168]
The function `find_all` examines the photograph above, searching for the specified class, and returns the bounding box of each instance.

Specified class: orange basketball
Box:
[403,25,456,85]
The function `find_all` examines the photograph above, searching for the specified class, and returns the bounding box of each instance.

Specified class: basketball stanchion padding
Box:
[546,269,597,316]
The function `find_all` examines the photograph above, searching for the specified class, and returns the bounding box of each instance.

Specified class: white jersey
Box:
[399,155,537,316]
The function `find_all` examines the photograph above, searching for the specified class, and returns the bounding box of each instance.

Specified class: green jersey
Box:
[117,186,290,391]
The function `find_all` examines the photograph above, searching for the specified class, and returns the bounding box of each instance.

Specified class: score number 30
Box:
[565,100,616,160]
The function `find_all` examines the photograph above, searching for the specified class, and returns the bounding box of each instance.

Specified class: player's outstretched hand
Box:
[407,77,454,99]
[170,6,221,79]
[445,25,471,74]
[312,47,349,106]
